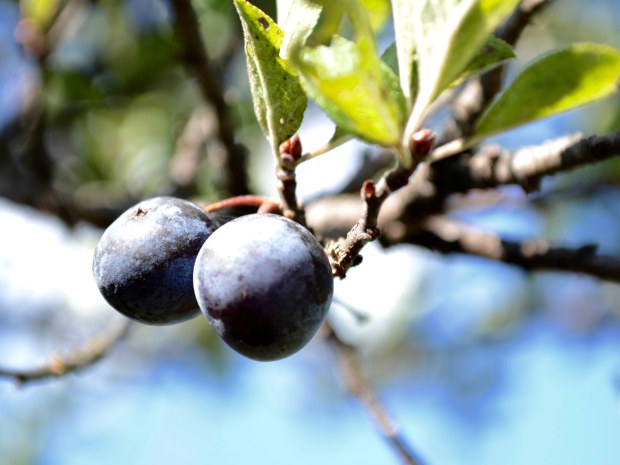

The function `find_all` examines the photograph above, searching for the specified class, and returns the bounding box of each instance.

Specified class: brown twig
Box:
[496,0,553,46]
[327,130,435,278]
[0,319,132,385]
[405,215,620,283]
[325,326,424,465]
[169,0,250,197]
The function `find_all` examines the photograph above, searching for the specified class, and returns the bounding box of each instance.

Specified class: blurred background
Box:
[2,0,620,464]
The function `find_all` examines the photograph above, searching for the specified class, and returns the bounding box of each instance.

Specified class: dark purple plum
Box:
[193,213,334,361]
[93,197,219,325]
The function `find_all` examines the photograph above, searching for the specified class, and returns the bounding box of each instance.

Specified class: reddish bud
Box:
[361,180,376,199]
[409,129,436,161]
[279,134,302,159]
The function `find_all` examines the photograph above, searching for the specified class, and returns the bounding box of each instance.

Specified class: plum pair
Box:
[92,197,333,361]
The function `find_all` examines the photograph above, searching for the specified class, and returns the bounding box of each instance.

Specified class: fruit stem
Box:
[201,195,281,213]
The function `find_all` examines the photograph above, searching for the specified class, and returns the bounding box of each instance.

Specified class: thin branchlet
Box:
[327,130,436,278]
[325,325,425,465]
[0,320,132,386]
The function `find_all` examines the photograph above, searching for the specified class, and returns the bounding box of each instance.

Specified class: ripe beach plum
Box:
[93,197,219,325]
[193,213,333,361]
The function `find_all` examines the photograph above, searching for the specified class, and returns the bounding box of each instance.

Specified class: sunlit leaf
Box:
[382,35,512,108]
[308,3,345,46]
[279,0,346,59]
[451,36,515,86]
[406,0,520,133]
[233,0,307,153]
[391,0,416,106]
[278,0,324,60]
[292,36,405,146]
[287,0,405,147]
[360,0,391,32]
[474,43,620,138]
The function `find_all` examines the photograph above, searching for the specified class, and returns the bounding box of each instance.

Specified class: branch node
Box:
[277,135,306,226]
[326,131,435,278]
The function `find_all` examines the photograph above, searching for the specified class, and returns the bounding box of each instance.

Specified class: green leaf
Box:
[292,36,406,146]
[278,0,388,60]
[278,0,324,60]
[451,36,515,86]
[475,43,620,138]
[391,0,416,106]
[406,0,520,133]
[381,42,398,74]
[307,3,345,46]
[381,41,419,104]
[233,0,307,153]
[360,0,391,32]
[381,36,512,110]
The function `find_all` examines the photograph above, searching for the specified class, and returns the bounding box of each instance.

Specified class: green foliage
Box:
[381,35,514,106]
[233,0,307,154]
[474,43,620,139]
[286,0,405,147]
[193,0,237,59]
[390,0,415,106]
[279,0,388,58]
[406,0,520,133]
[452,36,515,86]
[278,0,324,60]
[74,93,180,196]
[359,0,391,32]
[25,0,620,205]
[292,36,405,147]
[239,0,620,161]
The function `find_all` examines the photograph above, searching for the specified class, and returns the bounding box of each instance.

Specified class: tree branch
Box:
[169,0,250,196]
[437,131,620,191]
[404,215,620,283]
[327,131,435,278]
[325,326,424,465]
[308,130,620,249]
[388,131,620,224]
[0,319,132,385]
